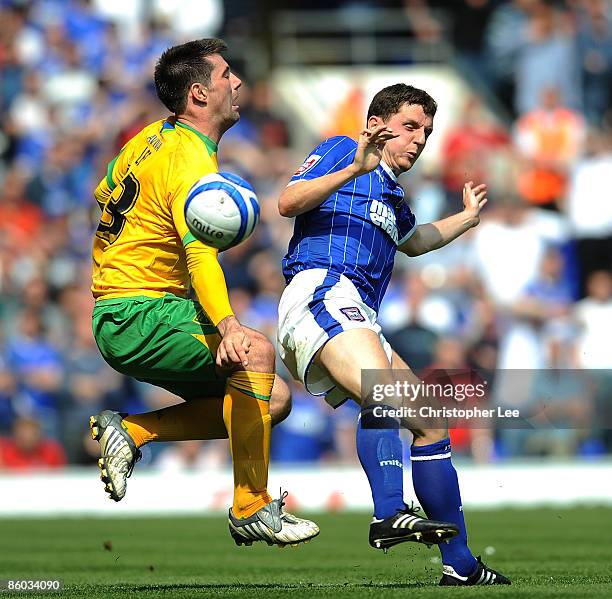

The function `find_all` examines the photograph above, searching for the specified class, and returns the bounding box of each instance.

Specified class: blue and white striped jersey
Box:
[282,136,417,312]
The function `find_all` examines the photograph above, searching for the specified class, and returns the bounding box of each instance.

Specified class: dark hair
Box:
[367,84,437,122]
[154,38,227,114]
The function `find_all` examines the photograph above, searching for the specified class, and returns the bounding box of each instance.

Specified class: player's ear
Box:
[367,115,383,129]
[190,82,208,106]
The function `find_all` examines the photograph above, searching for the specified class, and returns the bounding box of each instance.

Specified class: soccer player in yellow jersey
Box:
[89,38,319,547]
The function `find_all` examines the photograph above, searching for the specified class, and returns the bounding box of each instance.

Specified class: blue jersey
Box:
[282,136,417,312]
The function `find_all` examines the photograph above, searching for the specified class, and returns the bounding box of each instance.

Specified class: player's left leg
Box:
[390,351,510,586]
[220,329,319,547]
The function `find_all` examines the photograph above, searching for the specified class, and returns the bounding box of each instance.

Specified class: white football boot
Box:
[89,410,141,502]
[228,491,320,547]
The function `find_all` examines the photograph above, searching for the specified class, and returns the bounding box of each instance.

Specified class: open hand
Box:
[352,124,398,175]
[462,181,488,226]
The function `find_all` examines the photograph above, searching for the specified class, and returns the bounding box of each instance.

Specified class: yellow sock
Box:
[123,398,228,448]
[224,370,274,518]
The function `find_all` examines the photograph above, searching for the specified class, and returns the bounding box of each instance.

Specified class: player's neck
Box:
[175,115,222,145]
[380,159,399,181]
[381,150,402,178]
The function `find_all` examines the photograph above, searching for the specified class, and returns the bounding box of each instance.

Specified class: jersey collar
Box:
[379,160,398,183]
[174,120,218,156]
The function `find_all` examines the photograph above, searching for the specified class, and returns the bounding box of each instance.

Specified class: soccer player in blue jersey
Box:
[277,84,510,586]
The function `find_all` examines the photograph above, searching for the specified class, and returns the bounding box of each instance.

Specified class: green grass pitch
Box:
[1,508,611,598]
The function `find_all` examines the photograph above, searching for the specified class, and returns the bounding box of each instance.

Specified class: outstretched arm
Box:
[400,181,487,257]
[278,125,398,217]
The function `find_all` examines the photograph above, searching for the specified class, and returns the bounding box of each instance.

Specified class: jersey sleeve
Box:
[287,136,357,186]
[93,146,128,210]
[169,164,199,247]
[185,243,234,325]
[396,200,418,245]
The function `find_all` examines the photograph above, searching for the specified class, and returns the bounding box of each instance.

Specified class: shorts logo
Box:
[340,306,365,322]
[294,154,321,176]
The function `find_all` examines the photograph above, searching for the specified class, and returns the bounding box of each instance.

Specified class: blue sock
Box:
[356,406,405,519]
[410,438,477,576]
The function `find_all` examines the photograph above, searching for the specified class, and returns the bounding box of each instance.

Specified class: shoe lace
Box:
[401,500,422,517]
[277,488,289,513]
[126,448,142,479]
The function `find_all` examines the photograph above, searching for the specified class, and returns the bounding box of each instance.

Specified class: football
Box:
[184,172,260,250]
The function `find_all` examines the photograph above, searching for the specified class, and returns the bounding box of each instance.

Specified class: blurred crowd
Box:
[0,0,610,472]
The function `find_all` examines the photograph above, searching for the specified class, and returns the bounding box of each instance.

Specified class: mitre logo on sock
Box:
[380,459,402,468]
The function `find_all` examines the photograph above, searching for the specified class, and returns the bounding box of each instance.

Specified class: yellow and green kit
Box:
[92,117,232,397]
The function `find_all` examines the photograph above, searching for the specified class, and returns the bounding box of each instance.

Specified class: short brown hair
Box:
[367,84,437,122]
[154,38,227,114]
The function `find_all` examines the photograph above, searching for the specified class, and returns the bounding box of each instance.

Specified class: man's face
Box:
[372,103,433,175]
[203,53,242,130]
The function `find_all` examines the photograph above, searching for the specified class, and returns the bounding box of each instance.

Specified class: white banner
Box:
[1,461,611,516]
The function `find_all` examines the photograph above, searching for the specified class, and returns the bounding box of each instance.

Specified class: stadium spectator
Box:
[61,316,123,462]
[5,309,63,438]
[0,416,66,470]
[566,130,612,295]
[26,137,94,217]
[271,385,336,464]
[155,439,228,471]
[440,95,510,211]
[324,86,366,140]
[485,0,537,114]
[515,1,582,115]
[575,0,612,126]
[0,167,42,250]
[423,336,494,462]
[514,86,585,210]
[382,272,439,370]
[513,246,574,323]
[502,324,593,458]
[447,0,496,88]
[0,355,17,434]
[503,245,573,371]
[573,270,612,370]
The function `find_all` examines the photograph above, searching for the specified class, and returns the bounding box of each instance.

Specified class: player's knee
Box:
[412,427,449,445]
[270,377,292,426]
[245,329,275,371]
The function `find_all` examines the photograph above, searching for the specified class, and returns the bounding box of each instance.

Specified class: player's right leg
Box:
[316,329,459,550]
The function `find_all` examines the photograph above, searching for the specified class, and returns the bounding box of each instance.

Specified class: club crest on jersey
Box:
[370,199,399,244]
[294,154,321,176]
[340,306,366,322]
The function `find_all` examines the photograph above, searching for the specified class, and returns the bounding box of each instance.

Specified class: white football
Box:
[184,172,260,250]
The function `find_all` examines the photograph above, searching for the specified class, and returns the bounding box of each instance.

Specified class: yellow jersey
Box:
[92,117,233,325]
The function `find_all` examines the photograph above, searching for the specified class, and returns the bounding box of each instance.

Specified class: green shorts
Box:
[92,294,227,400]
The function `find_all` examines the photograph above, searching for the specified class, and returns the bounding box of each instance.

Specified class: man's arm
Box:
[278,124,398,218]
[400,181,487,257]
[171,183,250,368]
[185,243,251,368]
